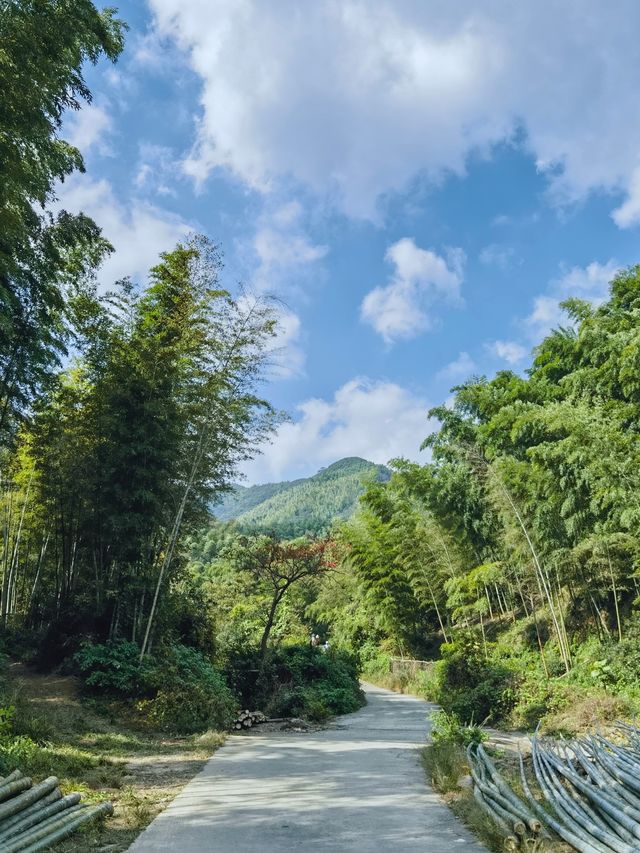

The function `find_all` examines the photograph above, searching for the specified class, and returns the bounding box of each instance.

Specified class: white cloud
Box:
[235,201,327,380]
[242,201,328,298]
[149,1,640,222]
[266,306,306,380]
[523,260,619,340]
[242,377,432,483]
[486,339,527,365]
[55,175,192,287]
[479,244,517,269]
[361,238,464,343]
[437,351,476,381]
[554,260,620,301]
[613,167,640,227]
[65,103,112,155]
[135,144,180,197]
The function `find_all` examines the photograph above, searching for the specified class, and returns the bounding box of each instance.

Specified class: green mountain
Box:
[213,457,390,538]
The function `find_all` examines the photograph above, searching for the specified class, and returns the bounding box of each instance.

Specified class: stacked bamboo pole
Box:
[0,770,112,851]
[468,724,640,852]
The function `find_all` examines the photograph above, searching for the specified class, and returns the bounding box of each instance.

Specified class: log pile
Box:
[468,723,640,852]
[0,769,112,852]
[233,710,267,730]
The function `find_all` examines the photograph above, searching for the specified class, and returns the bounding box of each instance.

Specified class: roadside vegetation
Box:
[307,271,640,739]
[5,1,640,851]
[0,2,362,847]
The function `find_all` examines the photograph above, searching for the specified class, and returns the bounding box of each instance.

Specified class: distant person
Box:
[322,640,330,652]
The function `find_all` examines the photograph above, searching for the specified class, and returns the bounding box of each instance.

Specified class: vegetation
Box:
[0,0,125,445]
[0,658,227,851]
[310,269,640,735]
[74,641,237,734]
[0,15,363,849]
[213,457,390,538]
[5,3,640,849]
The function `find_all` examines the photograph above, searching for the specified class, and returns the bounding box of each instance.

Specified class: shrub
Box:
[250,645,364,720]
[433,635,517,724]
[74,640,155,697]
[75,641,236,734]
[430,710,487,748]
[143,645,237,734]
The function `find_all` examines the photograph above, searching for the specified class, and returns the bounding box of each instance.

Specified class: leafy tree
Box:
[0,0,125,441]
[226,536,333,663]
[0,237,279,658]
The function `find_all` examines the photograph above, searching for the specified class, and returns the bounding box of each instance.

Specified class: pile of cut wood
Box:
[0,769,112,852]
[233,710,267,730]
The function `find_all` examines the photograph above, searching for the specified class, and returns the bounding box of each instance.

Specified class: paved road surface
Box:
[129,682,485,852]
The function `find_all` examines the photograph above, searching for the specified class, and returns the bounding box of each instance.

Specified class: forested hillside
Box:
[312,272,640,734]
[213,457,390,537]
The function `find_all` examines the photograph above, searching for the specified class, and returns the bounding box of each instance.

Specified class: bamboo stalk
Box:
[0,777,56,819]
[0,778,32,806]
[0,793,79,842]
[0,789,61,837]
[14,801,113,852]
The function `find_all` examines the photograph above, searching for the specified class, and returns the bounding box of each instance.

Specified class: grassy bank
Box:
[2,663,225,851]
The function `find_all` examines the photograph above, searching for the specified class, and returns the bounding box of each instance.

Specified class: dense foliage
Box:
[0,0,125,444]
[0,2,285,682]
[6,0,640,747]
[74,640,237,733]
[214,457,390,538]
[0,239,278,662]
[316,269,640,731]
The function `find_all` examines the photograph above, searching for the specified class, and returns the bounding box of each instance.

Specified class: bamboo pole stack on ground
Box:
[0,769,112,851]
[468,723,640,852]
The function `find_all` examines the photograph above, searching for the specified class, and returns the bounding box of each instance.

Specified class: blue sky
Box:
[60,1,640,483]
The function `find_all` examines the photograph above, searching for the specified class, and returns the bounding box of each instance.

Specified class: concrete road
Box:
[128,682,485,852]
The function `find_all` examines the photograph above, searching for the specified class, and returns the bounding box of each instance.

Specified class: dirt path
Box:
[129,682,486,852]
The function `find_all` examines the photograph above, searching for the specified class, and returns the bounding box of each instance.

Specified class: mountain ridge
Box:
[213,457,390,538]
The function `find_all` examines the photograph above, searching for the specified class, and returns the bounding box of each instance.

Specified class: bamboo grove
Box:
[332,270,640,693]
[0,1,279,662]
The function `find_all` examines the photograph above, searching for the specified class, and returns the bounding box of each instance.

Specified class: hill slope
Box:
[214,457,390,538]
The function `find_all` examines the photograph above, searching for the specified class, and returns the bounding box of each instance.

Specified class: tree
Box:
[1,237,280,655]
[227,536,333,663]
[0,0,125,442]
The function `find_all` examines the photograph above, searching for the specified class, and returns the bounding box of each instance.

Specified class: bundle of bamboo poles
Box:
[467,743,548,851]
[469,723,640,853]
[0,769,112,851]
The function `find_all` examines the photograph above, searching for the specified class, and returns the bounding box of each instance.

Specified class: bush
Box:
[143,645,237,734]
[433,635,516,724]
[233,645,365,721]
[75,641,236,734]
[430,710,487,748]
[74,640,155,697]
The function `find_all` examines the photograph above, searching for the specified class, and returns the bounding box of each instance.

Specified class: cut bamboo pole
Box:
[0,777,57,820]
